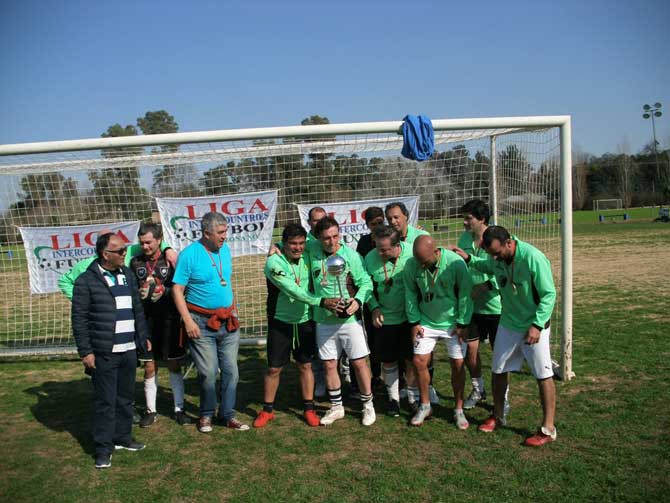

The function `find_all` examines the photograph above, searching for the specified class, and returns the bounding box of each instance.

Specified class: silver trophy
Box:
[326,255,348,314]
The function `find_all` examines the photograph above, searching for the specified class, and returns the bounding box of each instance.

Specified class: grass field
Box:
[1,218,669,502]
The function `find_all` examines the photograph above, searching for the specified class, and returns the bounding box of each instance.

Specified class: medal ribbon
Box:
[202,243,226,286]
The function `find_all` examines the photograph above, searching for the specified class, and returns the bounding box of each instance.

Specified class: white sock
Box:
[383,365,400,402]
[169,370,185,412]
[473,377,484,394]
[407,386,419,404]
[144,375,157,413]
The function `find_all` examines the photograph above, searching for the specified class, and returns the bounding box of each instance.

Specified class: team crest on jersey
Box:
[313,268,321,278]
[159,267,169,277]
[272,269,286,277]
[136,267,147,280]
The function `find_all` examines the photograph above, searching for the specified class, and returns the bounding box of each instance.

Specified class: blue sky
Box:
[1,0,668,155]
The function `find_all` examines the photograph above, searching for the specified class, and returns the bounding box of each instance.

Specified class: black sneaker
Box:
[175,410,191,425]
[114,441,146,451]
[95,453,112,469]
[139,412,157,428]
[386,400,401,417]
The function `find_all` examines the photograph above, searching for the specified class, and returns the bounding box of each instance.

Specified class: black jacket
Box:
[71,259,149,357]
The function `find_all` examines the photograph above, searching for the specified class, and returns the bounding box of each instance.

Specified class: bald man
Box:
[403,235,474,428]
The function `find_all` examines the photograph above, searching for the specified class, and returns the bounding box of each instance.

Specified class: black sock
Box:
[303,400,315,411]
[263,402,274,413]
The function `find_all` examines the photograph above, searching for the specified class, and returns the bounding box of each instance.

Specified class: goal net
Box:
[593,198,623,211]
[0,117,574,379]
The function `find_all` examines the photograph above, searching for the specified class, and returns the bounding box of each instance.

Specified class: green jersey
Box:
[457,231,502,315]
[468,237,556,333]
[307,241,372,325]
[403,248,474,330]
[364,242,413,325]
[58,242,170,300]
[402,225,429,246]
[264,252,321,324]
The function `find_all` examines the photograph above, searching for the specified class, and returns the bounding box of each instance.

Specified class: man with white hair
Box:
[172,212,248,433]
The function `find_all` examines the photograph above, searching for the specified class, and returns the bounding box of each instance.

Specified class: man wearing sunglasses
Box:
[72,233,151,469]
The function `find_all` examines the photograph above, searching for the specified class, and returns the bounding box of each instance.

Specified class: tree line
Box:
[573,143,670,209]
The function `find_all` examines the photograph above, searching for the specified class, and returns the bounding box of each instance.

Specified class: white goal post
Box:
[0,116,574,380]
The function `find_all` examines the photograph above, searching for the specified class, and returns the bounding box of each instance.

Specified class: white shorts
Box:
[317,321,370,361]
[491,325,554,380]
[413,326,467,360]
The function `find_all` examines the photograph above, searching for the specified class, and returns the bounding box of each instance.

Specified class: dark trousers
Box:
[91,350,137,455]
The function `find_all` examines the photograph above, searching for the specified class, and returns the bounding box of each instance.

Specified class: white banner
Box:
[156,190,278,256]
[19,221,141,295]
[297,196,420,249]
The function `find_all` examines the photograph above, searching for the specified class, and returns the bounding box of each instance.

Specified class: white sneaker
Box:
[463,389,483,410]
[362,402,376,426]
[320,405,345,425]
[410,404,432,426]
[454,409,470,430]
[429,385,440,405]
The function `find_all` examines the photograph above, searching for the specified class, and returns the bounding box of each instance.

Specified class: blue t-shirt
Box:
[173,241,234,309]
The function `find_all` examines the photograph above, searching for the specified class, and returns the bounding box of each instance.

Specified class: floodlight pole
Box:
[642,103,663,183]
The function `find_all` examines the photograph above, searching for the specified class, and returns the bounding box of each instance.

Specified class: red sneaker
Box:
[524,427,557,447]
[478,415,499,433]
[253,410,274,428]
[303,409,320,427]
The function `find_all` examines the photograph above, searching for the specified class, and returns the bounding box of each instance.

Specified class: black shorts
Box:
[372,322,413,363]
[138,314,186,362]
[467,313,501,346]
[267,319,317,368]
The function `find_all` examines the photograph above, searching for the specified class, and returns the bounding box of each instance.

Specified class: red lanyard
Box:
[289,260,301,286]
[145,253,160,277]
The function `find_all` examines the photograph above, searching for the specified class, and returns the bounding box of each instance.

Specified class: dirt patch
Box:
[573,230,670,292]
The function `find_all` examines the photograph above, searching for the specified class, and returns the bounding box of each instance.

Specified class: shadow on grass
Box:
[24,376,95,454]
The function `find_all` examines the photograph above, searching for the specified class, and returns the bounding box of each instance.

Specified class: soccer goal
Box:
[0,116,574,380]
[593,198,623,211]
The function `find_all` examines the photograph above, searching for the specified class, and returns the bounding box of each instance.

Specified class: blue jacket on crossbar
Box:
[401,115,434,161]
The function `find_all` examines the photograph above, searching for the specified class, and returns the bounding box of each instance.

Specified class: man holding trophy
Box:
[308,216,375,426]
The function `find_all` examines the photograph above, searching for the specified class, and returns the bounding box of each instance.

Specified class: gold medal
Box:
[320,276,328,287]
[220,279,227,287]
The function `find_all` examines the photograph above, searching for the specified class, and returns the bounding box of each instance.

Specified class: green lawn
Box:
[0,220,669,503]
